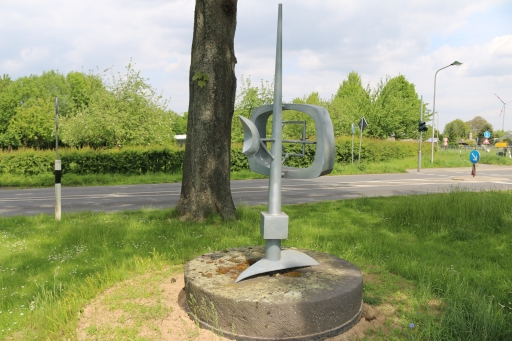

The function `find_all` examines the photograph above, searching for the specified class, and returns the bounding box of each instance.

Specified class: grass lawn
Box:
[0,189,511,340]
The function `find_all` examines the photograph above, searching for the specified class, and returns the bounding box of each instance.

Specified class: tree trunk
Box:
[176,0,238,220]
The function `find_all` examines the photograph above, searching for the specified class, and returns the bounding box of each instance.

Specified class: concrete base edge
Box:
[187,300,363,341]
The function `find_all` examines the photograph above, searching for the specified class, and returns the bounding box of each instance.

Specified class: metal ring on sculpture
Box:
[244,103,335,179]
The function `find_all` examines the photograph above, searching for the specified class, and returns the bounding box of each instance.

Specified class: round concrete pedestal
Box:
[184,247,363,341]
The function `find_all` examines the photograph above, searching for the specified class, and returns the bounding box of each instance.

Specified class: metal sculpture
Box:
[236,4,335,282]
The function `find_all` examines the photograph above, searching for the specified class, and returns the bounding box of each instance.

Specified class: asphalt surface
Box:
[1,164,512,217]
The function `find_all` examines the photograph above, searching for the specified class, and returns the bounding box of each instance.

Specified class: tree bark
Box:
[176,0,238,220]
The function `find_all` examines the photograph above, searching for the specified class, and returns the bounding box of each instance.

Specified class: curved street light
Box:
[431,61,462,163]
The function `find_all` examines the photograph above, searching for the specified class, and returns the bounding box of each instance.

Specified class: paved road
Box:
[1,164,512,217]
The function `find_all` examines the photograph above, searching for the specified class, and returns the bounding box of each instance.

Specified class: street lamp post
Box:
[431,61,462,163]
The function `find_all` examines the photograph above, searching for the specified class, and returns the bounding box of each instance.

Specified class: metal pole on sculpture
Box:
[265,3,284,261]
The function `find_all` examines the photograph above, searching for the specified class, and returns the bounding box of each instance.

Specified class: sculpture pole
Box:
[266,3,283,261]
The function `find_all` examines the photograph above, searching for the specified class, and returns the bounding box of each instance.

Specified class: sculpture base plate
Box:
[184,247,363,341]
[235,249,319,282]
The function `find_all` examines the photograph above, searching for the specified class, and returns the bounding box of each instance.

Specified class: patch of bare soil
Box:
[77,270,390,341]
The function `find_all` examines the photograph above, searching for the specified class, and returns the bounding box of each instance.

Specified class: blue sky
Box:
[1,0,511,132]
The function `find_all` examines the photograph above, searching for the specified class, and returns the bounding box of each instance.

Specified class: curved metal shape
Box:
[235,249,319,283]
[245,103,335,179]
[239,116,261,157]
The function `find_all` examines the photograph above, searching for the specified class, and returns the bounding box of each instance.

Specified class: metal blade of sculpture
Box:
[236,4,335,283]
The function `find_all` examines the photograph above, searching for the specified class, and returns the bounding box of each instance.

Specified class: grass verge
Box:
[0,189,511,340]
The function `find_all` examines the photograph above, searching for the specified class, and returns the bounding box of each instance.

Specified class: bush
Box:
[0,137,418,177]
[0,146,184,176]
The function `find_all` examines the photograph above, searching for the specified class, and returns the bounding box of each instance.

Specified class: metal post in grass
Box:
[351,123,355,164]
[55,97,61,221]
[431,61,462,163]
[357,117,367,167]
[418,96,423,172]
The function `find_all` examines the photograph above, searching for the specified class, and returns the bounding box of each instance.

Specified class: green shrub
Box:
[0,146,184,176]
[0,137,418,176]
[0,148,54,175]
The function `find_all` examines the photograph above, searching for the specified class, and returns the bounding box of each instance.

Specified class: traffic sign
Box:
[469,150,480,164]
[358,117,368,132]
[483,138,489,145]
[483,131,491,138]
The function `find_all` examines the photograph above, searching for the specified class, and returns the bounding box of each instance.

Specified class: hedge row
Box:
[233,137,419,169]
[0,138,419,176]
[0,147,184,176]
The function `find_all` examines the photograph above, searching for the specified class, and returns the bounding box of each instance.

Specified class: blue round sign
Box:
[483,131,491,139]
[469,150,480,164]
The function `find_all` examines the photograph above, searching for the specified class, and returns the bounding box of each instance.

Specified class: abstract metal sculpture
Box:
[236,4,335,282]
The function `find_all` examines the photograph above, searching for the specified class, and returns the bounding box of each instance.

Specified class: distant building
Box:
[174,134,186,146]
[496,132,512,142]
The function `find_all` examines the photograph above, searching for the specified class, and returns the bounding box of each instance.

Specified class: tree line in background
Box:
[0,63,504,151]
[0,63,185,150]
[232,72,431,143]
[443,116,507,145]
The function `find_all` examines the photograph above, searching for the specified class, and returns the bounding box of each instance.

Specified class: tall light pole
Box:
[431,61,462,163]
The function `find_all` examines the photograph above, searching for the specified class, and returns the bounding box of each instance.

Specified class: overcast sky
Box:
[1,0,511,132]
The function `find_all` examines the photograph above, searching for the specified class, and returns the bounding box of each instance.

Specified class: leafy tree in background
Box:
[60,63,175,148]
[493,130,507,139]
[0,63,179,150]
[66,71,105,110]
[466,116,491,135]
[443,119,471,142]
[6,97,55,149]
[0,71,72,147]
[172,112,188,135]
[328,71,371,137]
[476,123,493,142]
[368,75,425,139]
[231,76,273,142]
[286,92,325,140]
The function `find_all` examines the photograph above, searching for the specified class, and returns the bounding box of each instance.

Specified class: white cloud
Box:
[0,0,511,131]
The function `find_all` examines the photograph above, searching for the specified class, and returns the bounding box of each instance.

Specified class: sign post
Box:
[418,96,423,172]
[469,149,480,177]
[55,98,61,221]
[357,117,367,166]
[351,123,355,164]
